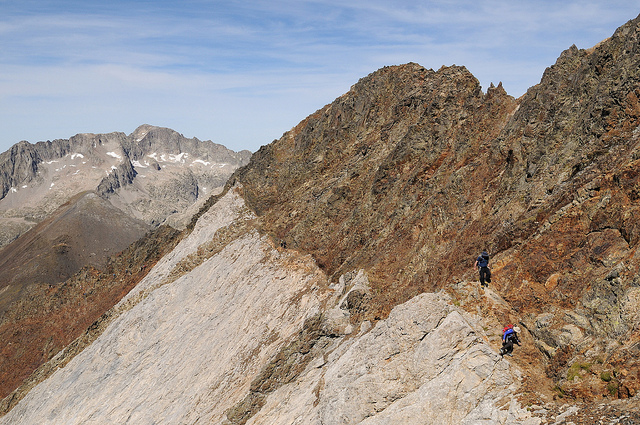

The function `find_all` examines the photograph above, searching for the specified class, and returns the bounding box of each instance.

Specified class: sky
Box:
[1,1,639,154]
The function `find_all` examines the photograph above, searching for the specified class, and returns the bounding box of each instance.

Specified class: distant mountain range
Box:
[0,124,251,248]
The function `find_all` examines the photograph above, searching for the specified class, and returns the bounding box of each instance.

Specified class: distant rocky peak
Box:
[130,124,155,141]
[123,125,217,162]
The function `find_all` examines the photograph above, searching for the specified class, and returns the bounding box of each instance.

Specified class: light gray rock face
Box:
[0,190,539,425]
[248,293,540,425]
[0,189,330,425]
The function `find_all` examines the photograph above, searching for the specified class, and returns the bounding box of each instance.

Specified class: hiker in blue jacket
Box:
[500,325,521,356]
[474,250,491,287]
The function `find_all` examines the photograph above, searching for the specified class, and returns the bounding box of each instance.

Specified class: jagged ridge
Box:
[231,14,640,401]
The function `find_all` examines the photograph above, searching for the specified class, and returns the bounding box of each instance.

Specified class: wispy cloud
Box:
[1,1,638,152]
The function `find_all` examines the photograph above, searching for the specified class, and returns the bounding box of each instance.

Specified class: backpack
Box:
[502,324,513,334]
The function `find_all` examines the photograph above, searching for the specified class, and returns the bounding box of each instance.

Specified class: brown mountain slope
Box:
[0,191,150,314]
[233,62,516,313]
[231,14,640,402]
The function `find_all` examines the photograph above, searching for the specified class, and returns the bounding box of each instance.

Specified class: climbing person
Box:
[500,325,521,357]
[474,250,491,287]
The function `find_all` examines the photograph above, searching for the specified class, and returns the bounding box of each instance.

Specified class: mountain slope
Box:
[231,14,640,400]
[233,63,516,308]
[3,13,640,425]
[0,191,150,313]
[0,190,540,424]
[0,224,180,402]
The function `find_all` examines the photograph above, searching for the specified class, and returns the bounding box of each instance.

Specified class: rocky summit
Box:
[2,13,640,425]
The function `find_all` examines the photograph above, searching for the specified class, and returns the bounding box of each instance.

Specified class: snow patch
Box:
[132,160,147,168]
[22,185,27,189]
[10,187,17,193]
[171,153,188,163]
[71,153,84,160]
[107,152,122,160]
[191,159,211,166]
[149,152,189,163]
[190,160,229,169]
[45,160,59,165]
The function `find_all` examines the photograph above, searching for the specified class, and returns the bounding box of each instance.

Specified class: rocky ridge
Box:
[2,13,640,425]
[230,14,640,404]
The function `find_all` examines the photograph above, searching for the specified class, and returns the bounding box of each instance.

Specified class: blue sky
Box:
[1,1,638,153]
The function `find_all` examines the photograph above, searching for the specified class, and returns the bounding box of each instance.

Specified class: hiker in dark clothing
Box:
[500,325,521,357]
[474,251,491,287]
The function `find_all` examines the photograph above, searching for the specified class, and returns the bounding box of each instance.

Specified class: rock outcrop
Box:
[245,290,537,425]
